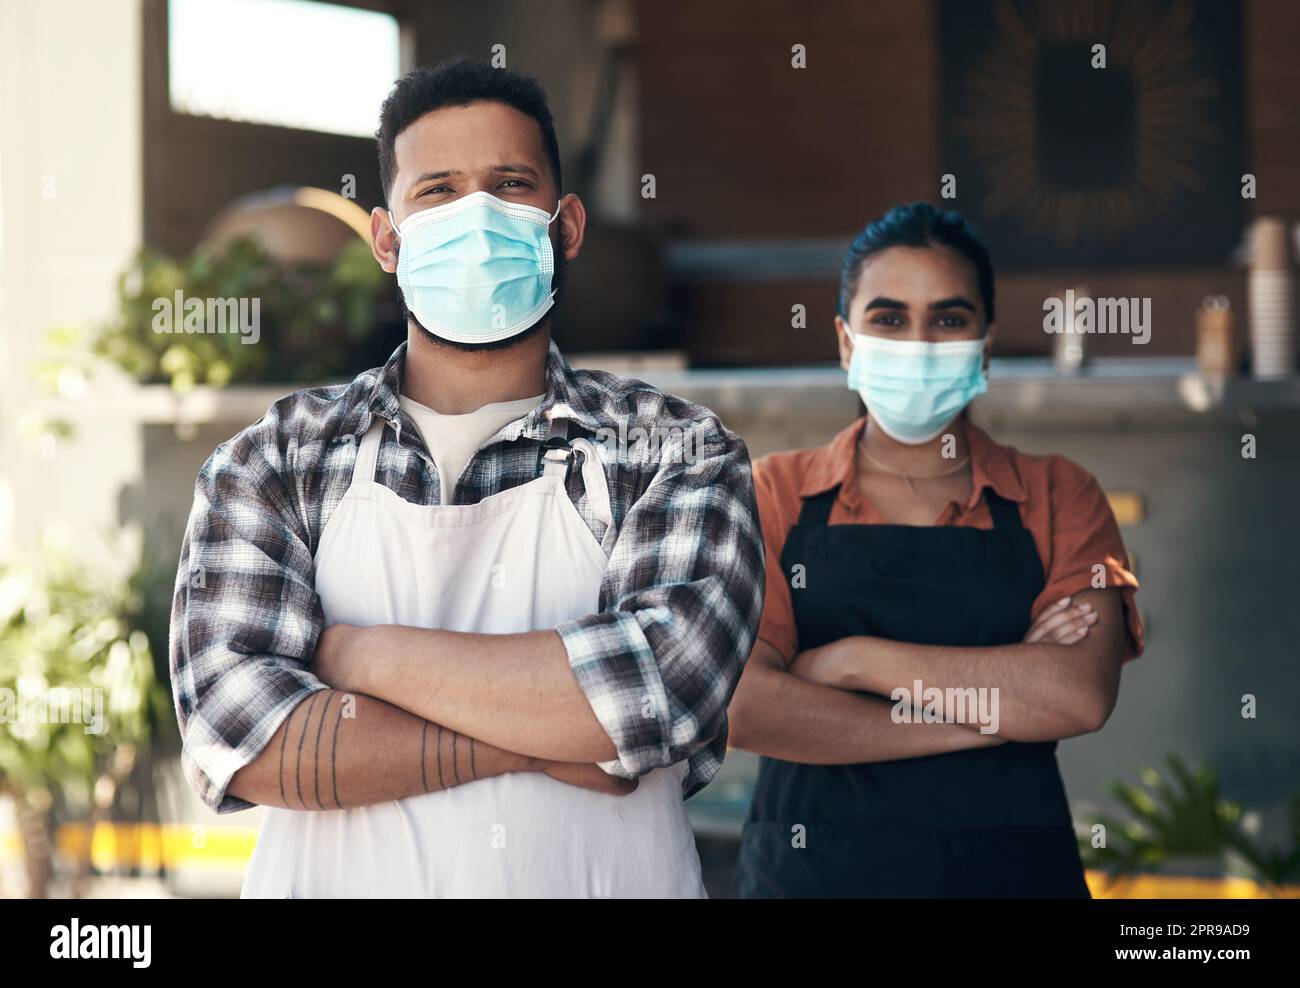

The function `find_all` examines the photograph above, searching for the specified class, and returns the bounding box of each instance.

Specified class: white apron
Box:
[241,414,706,898]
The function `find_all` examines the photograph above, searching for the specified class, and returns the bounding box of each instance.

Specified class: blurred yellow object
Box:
[0,822,256,872]
[1105,491,1145,527]
[2,823,1299,897]
[1088,871,1300,899]
[1195,295,1237,375]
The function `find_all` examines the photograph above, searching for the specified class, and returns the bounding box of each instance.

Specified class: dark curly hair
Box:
[839,201,995,324]
[376,56,562,202]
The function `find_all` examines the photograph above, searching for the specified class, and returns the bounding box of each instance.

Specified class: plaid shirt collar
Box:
[342,338,609,446]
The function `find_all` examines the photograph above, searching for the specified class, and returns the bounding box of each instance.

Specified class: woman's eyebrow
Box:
[928,296,977,312]
[863,296,908,311]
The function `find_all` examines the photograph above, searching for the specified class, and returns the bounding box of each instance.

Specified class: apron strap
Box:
[984,488,1026,531]
[797,486,839,527]
[570,437,617,555]
[799,485,1023,533]
[538,416,572,479]
[352,418,385,485]
[538,414,617,555]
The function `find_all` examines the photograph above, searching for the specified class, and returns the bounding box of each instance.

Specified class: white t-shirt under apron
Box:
[398,392,545,504]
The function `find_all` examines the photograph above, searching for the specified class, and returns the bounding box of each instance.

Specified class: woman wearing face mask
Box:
[728,202,1143,898]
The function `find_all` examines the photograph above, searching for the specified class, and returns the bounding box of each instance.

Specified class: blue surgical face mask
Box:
[390,191,564,345]
[846,332,988,444]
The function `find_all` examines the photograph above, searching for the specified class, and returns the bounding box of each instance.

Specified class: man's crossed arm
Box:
[312,625,618,763]
[226,686,633,810]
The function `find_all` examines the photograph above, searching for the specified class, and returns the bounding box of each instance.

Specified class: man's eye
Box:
[418,186,452,197]
[936,314,968,328]
[870,313,904,327]
[497,179,530,190]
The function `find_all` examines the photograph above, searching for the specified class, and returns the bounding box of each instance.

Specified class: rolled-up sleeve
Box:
[752,457,801,666]
[555,418,764,789]
[169,420,327,813]
[1033,456,1144,661]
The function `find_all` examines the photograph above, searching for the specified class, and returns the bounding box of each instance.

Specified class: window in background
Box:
[168,0,401,138]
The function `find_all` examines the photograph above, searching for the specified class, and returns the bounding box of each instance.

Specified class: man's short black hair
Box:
[376,56,562,203]
[839,201,996,324]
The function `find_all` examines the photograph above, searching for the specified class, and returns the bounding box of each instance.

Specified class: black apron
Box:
[735,483,1090,898]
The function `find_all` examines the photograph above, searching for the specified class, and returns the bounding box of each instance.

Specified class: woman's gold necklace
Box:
[859,447,970,496]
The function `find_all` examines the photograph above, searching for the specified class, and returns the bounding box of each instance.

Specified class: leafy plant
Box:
[78,235,388,391]
[1082,754,1300,895]
[1226,794,1300,893]
[0,536,165,897]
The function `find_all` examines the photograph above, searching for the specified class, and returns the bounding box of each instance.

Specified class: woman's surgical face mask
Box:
[390,191,564,345]
[845,331,989,444]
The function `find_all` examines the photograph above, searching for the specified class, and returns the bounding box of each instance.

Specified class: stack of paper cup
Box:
[1247,217,1296,378]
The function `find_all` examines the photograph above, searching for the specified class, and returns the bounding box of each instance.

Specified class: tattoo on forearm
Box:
[272,692,343,811]
[329,695,343,809]
[273,694,485,811]
[294,692,323,809]
[278,710,290,807]
[421,722,430,793]
[312,692,330,810]
[436,725,446,791]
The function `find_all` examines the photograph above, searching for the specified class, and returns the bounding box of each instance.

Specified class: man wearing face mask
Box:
[168,58,763,898]
[728,202,1143,898]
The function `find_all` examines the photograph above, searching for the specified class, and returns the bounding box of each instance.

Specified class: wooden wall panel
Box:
[636,0,938,238]
[636,0,1299,365]
[1245,0,1300,217]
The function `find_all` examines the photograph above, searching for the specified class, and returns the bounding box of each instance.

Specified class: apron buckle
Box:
[537,435,576,480]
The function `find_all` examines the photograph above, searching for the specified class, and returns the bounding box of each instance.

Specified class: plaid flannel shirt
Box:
[169,339,764,813]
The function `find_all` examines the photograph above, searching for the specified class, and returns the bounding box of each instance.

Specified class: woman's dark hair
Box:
[376,56,562,202]
[838,201,995,323]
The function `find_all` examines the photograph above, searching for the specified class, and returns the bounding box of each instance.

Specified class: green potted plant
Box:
[1082,754,1300,896]
[1225,794,1300,896]
[87,235,393,391]
[0,535,164,897]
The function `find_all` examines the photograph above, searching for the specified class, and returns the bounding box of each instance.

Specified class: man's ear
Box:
[982,322,997,371]
[555,193,586,260]
[370,207,399,273]
[835,316,854,372]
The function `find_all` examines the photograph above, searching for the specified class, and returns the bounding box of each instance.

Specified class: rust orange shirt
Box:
[754,417,1144,664]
